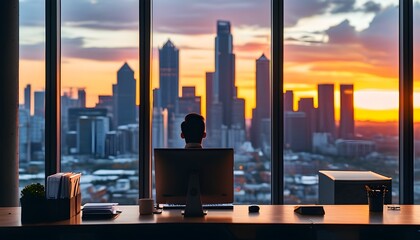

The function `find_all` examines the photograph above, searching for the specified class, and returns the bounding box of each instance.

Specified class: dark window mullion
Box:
[45,0,61,180]
[271,0,284,204]
[139,0,152,199]
[399,0,414,204]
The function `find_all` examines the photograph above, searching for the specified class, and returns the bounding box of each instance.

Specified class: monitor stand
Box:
[182,173,207,217]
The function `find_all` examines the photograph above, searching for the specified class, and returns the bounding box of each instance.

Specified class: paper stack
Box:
[82,203,120,219]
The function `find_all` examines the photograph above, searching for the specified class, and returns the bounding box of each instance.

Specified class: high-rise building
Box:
[178,86,201,115]
[317,84,336,138]
[68,108,108,131]
[113,62,136,127]
[215,20,235,127]
[284,111,309,151]
[78,88,86,108]
[251,54,270,148]
[19,108,31,163]
[339,84,355,139]
[152,108,168,150]
[159,39,179,114]
[24,84,31,114]
[34,91,45,117]
[284,90,294,112]
[298,97,316,151]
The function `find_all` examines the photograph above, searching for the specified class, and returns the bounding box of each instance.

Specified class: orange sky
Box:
[18,0,420,123]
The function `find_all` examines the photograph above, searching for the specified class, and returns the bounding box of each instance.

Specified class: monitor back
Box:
[154,148,234,205]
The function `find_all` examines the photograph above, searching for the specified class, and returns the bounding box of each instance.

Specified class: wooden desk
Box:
[1,205,420,240]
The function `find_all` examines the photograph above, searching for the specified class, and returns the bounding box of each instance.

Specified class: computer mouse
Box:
[249,205,260,213]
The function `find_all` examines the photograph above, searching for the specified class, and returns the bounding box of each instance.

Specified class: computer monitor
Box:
[154,148,234,217]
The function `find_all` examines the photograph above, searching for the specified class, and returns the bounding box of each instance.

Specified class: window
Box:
[284,0,399,203]
[60,0,140,204]
[151,0,271,204]
[19,0,46,193]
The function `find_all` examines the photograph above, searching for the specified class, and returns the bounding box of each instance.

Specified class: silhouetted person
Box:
[181,113,206,148]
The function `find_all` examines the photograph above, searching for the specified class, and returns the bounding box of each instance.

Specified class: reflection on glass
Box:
[414,1,420,203]
[152,0,271,204]
[61,0,139,204]
[284,0,399,203]
[19,0,46,194]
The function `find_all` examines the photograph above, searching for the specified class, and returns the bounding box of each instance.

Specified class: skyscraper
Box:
[78,88,86,108]
[34,91,45,117]
[159,39,179,114]
[284,90,294,112]
[317,84,336,138]
[113,62,136,127]
[339,84,355,139]
[251,54,270,148]
[298,97,315,151]
[24,84,31,114]
[215,20,235,127]
[178,86,201,115]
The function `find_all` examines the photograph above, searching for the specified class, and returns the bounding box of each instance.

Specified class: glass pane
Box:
[414,1,420,203]
[61,0,139,204]
[284,0,399,204]
[19,0,46,194]
[152,0,271,204]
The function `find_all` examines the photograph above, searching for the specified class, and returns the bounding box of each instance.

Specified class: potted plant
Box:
[20,183,47,223]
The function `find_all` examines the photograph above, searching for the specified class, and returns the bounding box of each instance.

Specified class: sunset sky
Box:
[18,0,420,122]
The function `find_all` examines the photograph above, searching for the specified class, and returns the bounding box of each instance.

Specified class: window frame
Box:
[43,0,415,204]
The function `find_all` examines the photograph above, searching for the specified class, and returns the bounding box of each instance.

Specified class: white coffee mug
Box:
[139,198,154,215]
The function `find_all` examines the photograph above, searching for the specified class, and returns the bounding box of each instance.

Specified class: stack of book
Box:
[82,203,121,220]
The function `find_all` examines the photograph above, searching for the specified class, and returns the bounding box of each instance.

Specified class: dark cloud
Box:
[361,1,382,13]
[284,0,329,27]
[20,37,137,61]
[325,19,357,44]
[20,43,44,60]
[61,37,138,61]
[153,0,270,35]
[329,0,356,13]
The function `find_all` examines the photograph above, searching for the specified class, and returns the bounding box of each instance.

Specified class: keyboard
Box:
[160,203,234,210]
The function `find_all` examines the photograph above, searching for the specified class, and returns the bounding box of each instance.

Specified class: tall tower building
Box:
[34,91,45,117]
[298,97,315,151]
[78,88,86,108]
[24,84,31,114]
[215,20,235,127]
[113,62,136,127]
[284,90,294,112]
[339,84,355,139]
[317,84,336,138]
[251,54,270,148]
[159,39,179,114]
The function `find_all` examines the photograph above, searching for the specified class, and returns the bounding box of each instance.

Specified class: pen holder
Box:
[47,193,82,221]
[366,185,386,212]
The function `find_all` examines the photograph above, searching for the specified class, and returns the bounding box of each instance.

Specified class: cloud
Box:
[325,19,357,44]
[329,0,356,14]
[235,42,269,52]
[20,37,138,62]
[361,1,382,13]
[20,0,139,30]
[153,0,270,35]
[284,0,329,27]
[61,37,138,61]
[285,5,400,79]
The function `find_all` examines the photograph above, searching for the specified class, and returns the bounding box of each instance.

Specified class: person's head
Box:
[181,113,206,144]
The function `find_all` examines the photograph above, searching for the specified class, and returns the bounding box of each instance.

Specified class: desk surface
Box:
[3,205,420,240]
[1,204,420,226]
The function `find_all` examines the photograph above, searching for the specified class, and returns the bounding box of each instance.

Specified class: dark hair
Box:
[181,113,205,143]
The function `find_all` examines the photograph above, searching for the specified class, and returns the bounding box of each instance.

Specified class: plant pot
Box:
[20,197,48,223]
